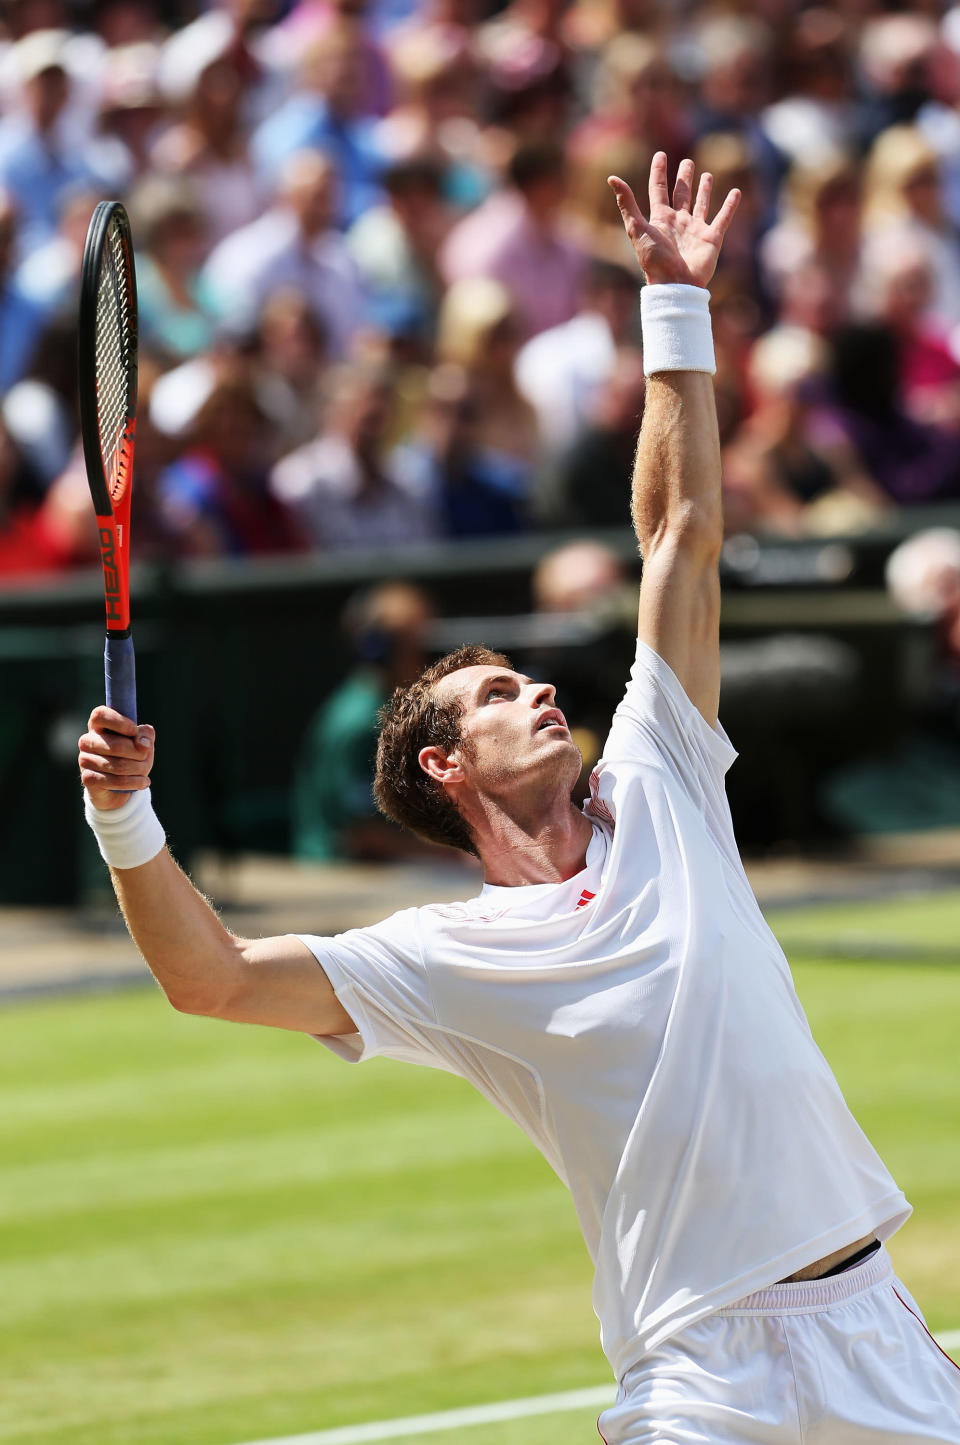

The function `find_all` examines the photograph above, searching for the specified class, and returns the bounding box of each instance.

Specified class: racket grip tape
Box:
[105,634,137,724]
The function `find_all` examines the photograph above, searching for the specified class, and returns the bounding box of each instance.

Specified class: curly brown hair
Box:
[374,645,511,855]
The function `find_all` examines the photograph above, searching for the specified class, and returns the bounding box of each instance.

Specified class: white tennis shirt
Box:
[298,642,910,1379]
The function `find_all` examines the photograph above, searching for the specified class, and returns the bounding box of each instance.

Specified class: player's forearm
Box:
[630,303,724,723]
[631,369,722,559]
[108,848,245,1016]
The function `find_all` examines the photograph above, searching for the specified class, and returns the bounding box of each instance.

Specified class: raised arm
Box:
[609,153,740,727]
[78,708,355,1037]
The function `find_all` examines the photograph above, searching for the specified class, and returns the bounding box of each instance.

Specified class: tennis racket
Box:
[78,200,139,723]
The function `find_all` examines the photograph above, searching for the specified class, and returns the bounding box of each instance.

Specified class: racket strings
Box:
[95,220,134,503]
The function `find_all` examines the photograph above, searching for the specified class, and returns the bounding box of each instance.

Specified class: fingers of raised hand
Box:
[608,175,648,242]
[648,150,669,210]
[709,186,742,240]
[693,171,714,221]
[672,158,695,212]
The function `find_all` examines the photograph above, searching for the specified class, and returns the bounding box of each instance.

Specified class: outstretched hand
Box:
[609,152,741,289]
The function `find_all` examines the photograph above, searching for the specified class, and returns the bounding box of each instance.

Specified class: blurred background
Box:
[2,0,960,895]
[1,6,960,1445]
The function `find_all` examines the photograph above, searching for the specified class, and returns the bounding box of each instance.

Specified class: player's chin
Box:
[544,729,579,756]
[537,733,583,778]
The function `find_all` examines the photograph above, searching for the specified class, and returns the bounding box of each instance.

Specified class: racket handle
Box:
[105,634,137,724]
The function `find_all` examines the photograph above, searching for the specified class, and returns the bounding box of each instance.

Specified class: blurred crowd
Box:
[6,0,960,577]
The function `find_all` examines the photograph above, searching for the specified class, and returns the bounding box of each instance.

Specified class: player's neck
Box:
[476,801,594,888]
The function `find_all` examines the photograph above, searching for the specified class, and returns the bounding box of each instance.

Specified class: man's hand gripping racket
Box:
[77,201,154,812]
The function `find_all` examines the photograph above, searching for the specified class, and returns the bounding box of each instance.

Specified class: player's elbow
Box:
[160,943,247,1019]
[163,977,229,1018]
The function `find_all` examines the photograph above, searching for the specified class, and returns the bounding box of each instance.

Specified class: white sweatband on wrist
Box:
[84,787,166,870]
[640,283,715,376]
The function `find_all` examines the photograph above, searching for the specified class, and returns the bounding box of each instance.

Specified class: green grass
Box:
[1,890,958,1445]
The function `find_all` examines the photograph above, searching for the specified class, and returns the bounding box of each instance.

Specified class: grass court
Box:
[2,888,958,1445]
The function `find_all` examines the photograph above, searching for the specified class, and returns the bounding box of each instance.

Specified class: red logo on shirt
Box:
[576,889,596,909]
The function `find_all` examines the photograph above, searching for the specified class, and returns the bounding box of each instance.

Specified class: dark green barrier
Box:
[0,518,952,902]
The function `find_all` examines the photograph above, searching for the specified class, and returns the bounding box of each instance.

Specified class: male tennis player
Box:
[79,154,960,1440]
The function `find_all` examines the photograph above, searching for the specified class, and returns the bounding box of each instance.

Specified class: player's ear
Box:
[418,745,463,786]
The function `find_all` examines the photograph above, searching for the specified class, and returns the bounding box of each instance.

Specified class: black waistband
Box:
[819,1237,882,1279]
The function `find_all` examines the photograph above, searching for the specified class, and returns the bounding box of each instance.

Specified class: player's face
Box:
[434,665,581,795]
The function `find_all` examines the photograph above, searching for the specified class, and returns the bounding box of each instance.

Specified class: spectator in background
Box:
[250,18,385,227]
[293,581,442,861]
[826,525,960,836]
[272,0,394,119]
[347,153,452,340]
[2,307,79,487]
[514,255,638,453]
[827,322,960,507]
[157,4,283,130]
[377,26,488,209]
[157,373,299,556]
[15,184,106,318]
[0,188,46,392]
[690,14,783,223]
[862,239,960,432]
[722,326,888,537]
[0,30,109,249]
[862,125,960,328]
[392,363,528,537]
[131,176,220,363]
[152,21,265,246]
[270,359,435,549]
[916,7,960,235]
[568,35,691,178]
[475,0,573,111]
[253,289,329,451]
[759,8,858,168]
[436,276,539,470]
[440,139,586,339]
[538,344,645,528]
[887,526,960,724]
[760,151,863,317]
[532,537,625,616]
[0,415,64,577]
[776,255,851,341]
[202,149,365,354]
[484,62,575,193]
[563,130,650,268]
[856,12,939,148]
[92,41,167,191]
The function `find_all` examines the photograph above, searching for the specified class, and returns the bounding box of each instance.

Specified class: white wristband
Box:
[640,283,715,376]
[84,787,166,870]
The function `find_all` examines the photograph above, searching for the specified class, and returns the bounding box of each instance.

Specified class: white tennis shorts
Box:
[598,1247,960,1444]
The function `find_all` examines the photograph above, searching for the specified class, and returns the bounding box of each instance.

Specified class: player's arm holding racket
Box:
[79,708,354,1036]
[77,204,351,1038]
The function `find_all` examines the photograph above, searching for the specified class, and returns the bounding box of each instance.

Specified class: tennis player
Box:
[79,154,960,1440]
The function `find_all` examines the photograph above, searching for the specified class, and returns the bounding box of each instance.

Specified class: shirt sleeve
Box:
[592,641,737,835]
[296,908,447,1069]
